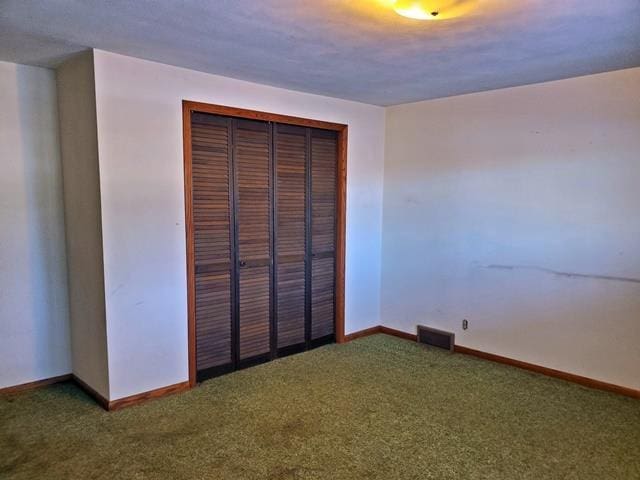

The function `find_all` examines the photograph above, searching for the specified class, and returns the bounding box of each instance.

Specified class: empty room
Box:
[1,0,639,478]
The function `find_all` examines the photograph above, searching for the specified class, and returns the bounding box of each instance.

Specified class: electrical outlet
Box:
[462,319,468,330]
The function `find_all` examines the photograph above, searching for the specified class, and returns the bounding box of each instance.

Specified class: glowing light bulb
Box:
[392,0,478,20]
[393,1,438,19]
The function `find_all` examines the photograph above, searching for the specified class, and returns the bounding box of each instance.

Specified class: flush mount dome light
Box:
[392,0,478,20]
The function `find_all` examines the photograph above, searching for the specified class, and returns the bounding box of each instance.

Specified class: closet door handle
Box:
[239,260,247,267]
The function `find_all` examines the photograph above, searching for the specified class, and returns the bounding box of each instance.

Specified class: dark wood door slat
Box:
[192,110,338,379]
[192,114,233,370]
[236,120,272,360]
[275,128,307,349]
[311,132,337,340]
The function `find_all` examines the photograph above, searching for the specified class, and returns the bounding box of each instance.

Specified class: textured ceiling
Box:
[1,0,639,105]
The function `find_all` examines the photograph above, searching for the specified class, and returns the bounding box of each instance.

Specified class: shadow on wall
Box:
[0,63,70,387]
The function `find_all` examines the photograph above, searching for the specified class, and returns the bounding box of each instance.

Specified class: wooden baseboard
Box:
[2,372,192,411]
[108,381,191,411]
[345,325,639,399]
[344,325,416,342]
[72,375,191,411]
[454,345,640,400]
[344,325,418,342]
[379,326,418,341]
[0,374,72,395]
[72,375,110,410]
[5,330,636,406]
[344,325,382,342]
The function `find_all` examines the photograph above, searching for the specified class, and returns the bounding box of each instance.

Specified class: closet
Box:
[187,108,341,382]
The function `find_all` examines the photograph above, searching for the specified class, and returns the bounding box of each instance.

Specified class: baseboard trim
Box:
[454,345,640,400]
[72,375,110,410]
[345,325,639,399]
[72,376,191,411]
[344,325,382,342]
[0,374,72,395]
[380,326,418,341]
[3,373,194,411]
[108,381,191,411]
[344,325,418,343]
[4,331,636,404]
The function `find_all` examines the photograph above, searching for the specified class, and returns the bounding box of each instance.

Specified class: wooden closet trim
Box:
[182,100,348,387]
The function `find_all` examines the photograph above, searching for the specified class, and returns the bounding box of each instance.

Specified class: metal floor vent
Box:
[417,325,455,352]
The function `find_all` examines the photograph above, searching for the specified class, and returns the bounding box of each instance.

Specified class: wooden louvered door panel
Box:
[310,129,338,342]
[189,107,342,382]
[191,113,234,377]
[234,119,273,362]
[274,125,307,352]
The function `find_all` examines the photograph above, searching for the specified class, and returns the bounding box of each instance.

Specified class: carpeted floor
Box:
[1,334,639,479]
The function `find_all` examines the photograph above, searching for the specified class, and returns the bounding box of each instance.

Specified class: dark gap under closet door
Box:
[234,119,273,361]
[310,129,338,341]
[191,113,233,375]
[274,124,307,351]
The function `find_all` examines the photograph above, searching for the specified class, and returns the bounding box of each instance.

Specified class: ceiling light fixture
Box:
[392,0,478,20]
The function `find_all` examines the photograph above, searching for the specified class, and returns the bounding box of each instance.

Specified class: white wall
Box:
[382,68,640,390]
[2,52,636,396]
[0,62,70,389]
[91,50,386,399]
[56,52,110,398]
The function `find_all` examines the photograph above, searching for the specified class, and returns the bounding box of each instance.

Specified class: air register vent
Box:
[417,325,455,352]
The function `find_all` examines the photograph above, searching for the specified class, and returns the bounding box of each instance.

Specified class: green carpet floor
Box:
[1,334,639,479]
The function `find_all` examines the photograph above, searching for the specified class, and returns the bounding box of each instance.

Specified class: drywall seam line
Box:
[483,264,640,284]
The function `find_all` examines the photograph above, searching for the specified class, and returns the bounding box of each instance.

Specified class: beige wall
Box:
[56,52,110,398]
[382,67,640,390]
[92,50,386,400]
[4,50,636,395]
[0,61,70,389]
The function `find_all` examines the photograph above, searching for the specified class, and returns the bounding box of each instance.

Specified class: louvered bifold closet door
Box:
[310,129,338,343]
[191,113,234,377]
[274,124,307,352]
[234,119,273,362]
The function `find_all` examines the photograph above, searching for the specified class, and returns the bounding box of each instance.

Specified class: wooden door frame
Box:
[182,100,348,387]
